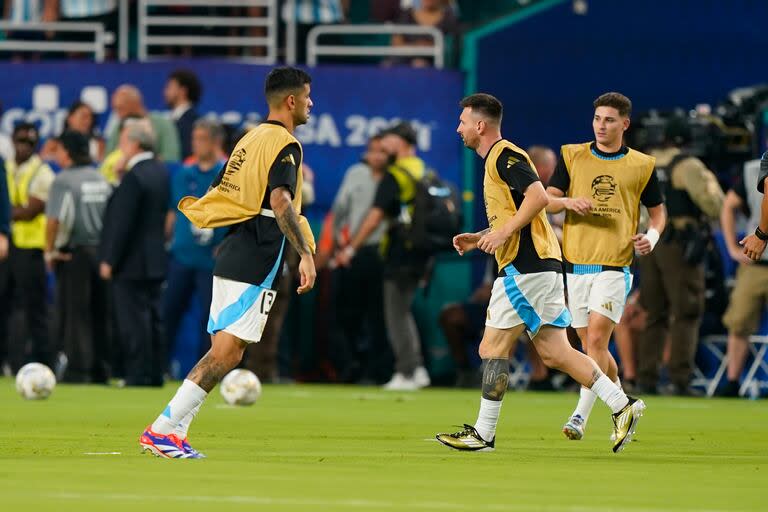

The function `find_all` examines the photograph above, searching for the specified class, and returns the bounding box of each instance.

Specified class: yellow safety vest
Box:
[6,155,48,250]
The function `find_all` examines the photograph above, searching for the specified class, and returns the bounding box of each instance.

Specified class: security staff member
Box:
[0,123,55,371]
[636,117,724,395]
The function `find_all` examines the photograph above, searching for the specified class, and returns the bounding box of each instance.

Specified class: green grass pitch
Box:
[1,378,765,511]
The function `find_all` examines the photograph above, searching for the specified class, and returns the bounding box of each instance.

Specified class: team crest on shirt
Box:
[591,175,617,203]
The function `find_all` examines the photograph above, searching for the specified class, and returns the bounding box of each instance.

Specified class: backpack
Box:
[397,167,462,255]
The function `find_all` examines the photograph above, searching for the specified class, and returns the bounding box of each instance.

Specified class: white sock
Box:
[572,386,598,423]
[474,398,502,442]
[173,402,202,439]
[614,377,622,389]
[151,379,208,435]
[590,375,629,414]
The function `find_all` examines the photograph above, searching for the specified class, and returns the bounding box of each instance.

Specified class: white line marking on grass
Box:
[83,452,122,455]
[45,492,746,512]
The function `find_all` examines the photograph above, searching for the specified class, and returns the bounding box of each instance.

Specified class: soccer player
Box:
[740,151,768,261]
[139,67,317,458]
[435,93,645,453]
[546,92,665,440]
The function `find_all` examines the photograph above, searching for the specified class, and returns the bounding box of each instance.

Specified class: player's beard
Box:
[295,110,310,126]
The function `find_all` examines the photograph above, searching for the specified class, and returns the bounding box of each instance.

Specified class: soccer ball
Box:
[16,362,56,400]
[220,369,262,406]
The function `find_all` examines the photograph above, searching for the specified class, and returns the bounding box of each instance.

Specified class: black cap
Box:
[56,131,91,163]
[382,121,418,146]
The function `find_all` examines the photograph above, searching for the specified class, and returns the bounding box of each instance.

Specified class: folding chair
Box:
[739,335,768,397]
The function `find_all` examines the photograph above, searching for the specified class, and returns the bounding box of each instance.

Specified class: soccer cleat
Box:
[436,424,495,452]
[562,414,586,440]
[179,437,206,458]
[612,397,646,453]
[139,426,202,459]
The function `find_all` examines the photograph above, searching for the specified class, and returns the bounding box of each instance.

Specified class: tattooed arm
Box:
[270,187,316,293]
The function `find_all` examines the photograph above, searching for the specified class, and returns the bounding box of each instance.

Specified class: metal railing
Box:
[0,21,114,61]
[306,24,445,68]
[136,0,278,63]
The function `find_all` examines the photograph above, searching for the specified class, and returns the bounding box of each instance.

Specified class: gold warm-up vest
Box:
[178,123,316,253]
[484,140,561,270]
[560,142,655,266]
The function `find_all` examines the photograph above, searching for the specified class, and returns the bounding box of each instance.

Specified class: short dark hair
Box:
[382,122,418,146]
[65,100,96,135]
[13,121,38,140]
[169,69,202,104]
[460,93,503,124]
[57,130,92,166]
[264,67,312,106]
[594,92,632,117]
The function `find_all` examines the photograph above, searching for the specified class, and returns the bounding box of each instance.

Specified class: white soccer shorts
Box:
[207,276,277,343]
[485,265,571,339]
[566,265,633,327]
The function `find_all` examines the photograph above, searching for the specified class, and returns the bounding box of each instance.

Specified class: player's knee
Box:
[585,334,609,355]
[478,341,504,360]
[538,349,564,370]
[210,341,246,368]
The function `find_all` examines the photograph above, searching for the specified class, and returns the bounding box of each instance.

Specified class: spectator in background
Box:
[58,0,118,30]
[41,100,104,163]
[55,0,118,58]
[0,122,55,372]
[45,131,111,383]
[281,0,347,64]
[528,145,562,240]
[637,119,724,396]
[339,122,431,391]
[163,119,226,367]
[164,69,202,161]
[105,84,181,163]
[372,0,459,23]
[100,118,169,387]
[3,0,56,61]
[0,158,11,375]
[389,0,460,68]
[719,157,768,396]
[318,134,390,383]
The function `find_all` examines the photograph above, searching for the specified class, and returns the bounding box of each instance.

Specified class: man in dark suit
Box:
[164,69,201,161]
[100,117,169,386]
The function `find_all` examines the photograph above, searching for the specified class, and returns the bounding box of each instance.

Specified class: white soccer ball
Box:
[15,362,56,400]
[220,369,262,406]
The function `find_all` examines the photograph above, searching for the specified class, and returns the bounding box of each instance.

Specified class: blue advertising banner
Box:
[0,60,464,213]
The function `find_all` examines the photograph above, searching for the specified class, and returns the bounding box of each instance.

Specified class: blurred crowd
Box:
[1,0,463,66]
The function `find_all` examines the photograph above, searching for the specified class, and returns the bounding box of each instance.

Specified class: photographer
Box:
[636,117,724,395]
